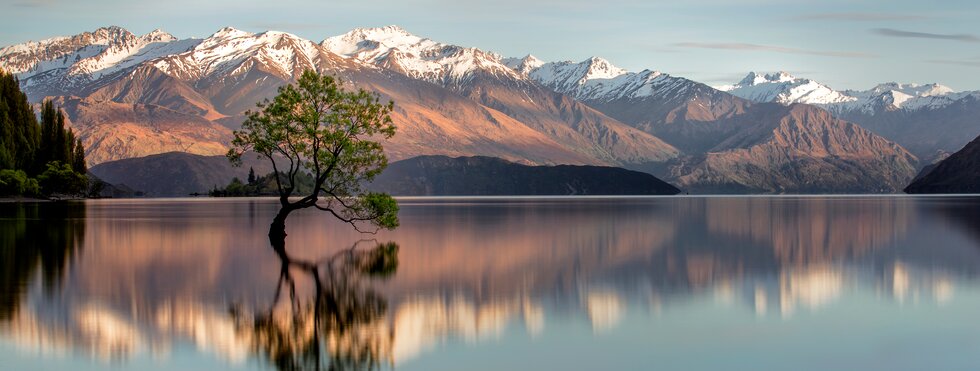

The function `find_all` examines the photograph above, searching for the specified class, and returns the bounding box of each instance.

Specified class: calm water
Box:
[2,196,980,370]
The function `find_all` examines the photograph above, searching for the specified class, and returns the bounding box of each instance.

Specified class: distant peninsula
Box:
[93,152,681,196]
[369,155,681,196]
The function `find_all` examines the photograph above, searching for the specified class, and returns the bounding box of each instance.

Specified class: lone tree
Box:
[227,70,399,244]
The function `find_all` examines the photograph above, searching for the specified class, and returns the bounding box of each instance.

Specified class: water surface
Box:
[2,196,980,370]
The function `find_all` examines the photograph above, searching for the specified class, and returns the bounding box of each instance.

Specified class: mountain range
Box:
[720,72,980,164]
[4,25,975,193]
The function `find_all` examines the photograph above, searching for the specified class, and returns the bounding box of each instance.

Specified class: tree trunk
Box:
[269,206,293,255]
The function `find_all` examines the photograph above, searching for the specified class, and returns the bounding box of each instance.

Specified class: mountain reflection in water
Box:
[2,197,980,370]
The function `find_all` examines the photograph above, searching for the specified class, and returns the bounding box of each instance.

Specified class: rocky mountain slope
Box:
[720,72,980,163]
[669,104,916,193]
[905,134,980,194]
[2,25,926,193]
[1,26,676,169]
[323,26,679,165]
[508,57,917,193]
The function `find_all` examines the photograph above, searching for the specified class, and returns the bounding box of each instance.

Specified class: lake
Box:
[2,196,980,370]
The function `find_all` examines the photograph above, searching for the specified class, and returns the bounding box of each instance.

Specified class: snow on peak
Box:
[150,26,328,81]
[87,26,135,44]
[721,71,855,106]
[841,82,970,112]
[142,29,176,43]
[583,56,627,80]
[525,57,627,93]
[861,82,955,98]
[210,27,252,39]
[723,71,977,113]
[322,25,428,58]
[323,25,519,86]
[349,25,414,39]
[519,56,692,101]
[526,57,622,90]
[736,71,797,86]
[503,54,544,75]
[0,25,195,87]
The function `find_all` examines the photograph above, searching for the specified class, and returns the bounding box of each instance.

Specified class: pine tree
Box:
[0,96,12,169]
[72,138,86,174]
[38,100,56,169]
[0,70,40,173]
[0,71,88,196]
[247,167,256,185]
[36,99,83,173]
[53,108,67,164]
[66,128,75,169]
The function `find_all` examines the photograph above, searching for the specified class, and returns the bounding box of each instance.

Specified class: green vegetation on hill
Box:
[210,155,683,197]
[0,70,88,197]
[209,168,315,197]
[370,155,682,196]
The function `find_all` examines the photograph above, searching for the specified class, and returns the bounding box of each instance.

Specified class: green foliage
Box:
[224,177,247,195]
[87,178,106,198]
[0,70,40,172]
[71,137,86,174]
[210,171,315,197]
[227,69,399,232]
[0,71,87,197]
[0,169,39,196]
[355,241,399,278]
[37,161,87,196]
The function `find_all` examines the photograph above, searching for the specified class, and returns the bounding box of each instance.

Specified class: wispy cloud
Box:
[927,58,980,67]
[793,12,929,21]
[873,28,980,43]
[12,0,56,8]
[672,42,875,58]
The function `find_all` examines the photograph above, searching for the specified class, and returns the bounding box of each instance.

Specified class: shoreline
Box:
[0,196,50,203]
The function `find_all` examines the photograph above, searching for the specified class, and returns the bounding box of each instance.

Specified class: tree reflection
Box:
[0,202,85,321]
[234,240,399,371]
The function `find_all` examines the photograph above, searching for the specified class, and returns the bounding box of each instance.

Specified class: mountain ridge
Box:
[718,71,980,164]
[1,25,927,193]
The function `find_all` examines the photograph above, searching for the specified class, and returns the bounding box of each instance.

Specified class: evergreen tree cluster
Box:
[210,170,315,197]
[0,70,88,197]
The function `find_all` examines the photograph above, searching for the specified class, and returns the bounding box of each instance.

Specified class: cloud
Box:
[793,13,929,21]
[872,28,980,43]
[12,0,55,7]
[926,58,980,67]
[672,42,875,58]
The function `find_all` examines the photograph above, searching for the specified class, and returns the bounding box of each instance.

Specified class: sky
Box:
[2,0,980,90]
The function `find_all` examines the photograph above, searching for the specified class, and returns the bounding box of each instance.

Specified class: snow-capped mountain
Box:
[720,71,980,114]
[0,25,680,169]
[716,72,855,106]
[322,25,521,88]
[323,26,681,165]
[505,55,700,102]
[841,82,978,113]
[0,26,361,101]
[0,25,925,193]
[152,27,346,82]
[719,71,980,164]
[0,26,199,94]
